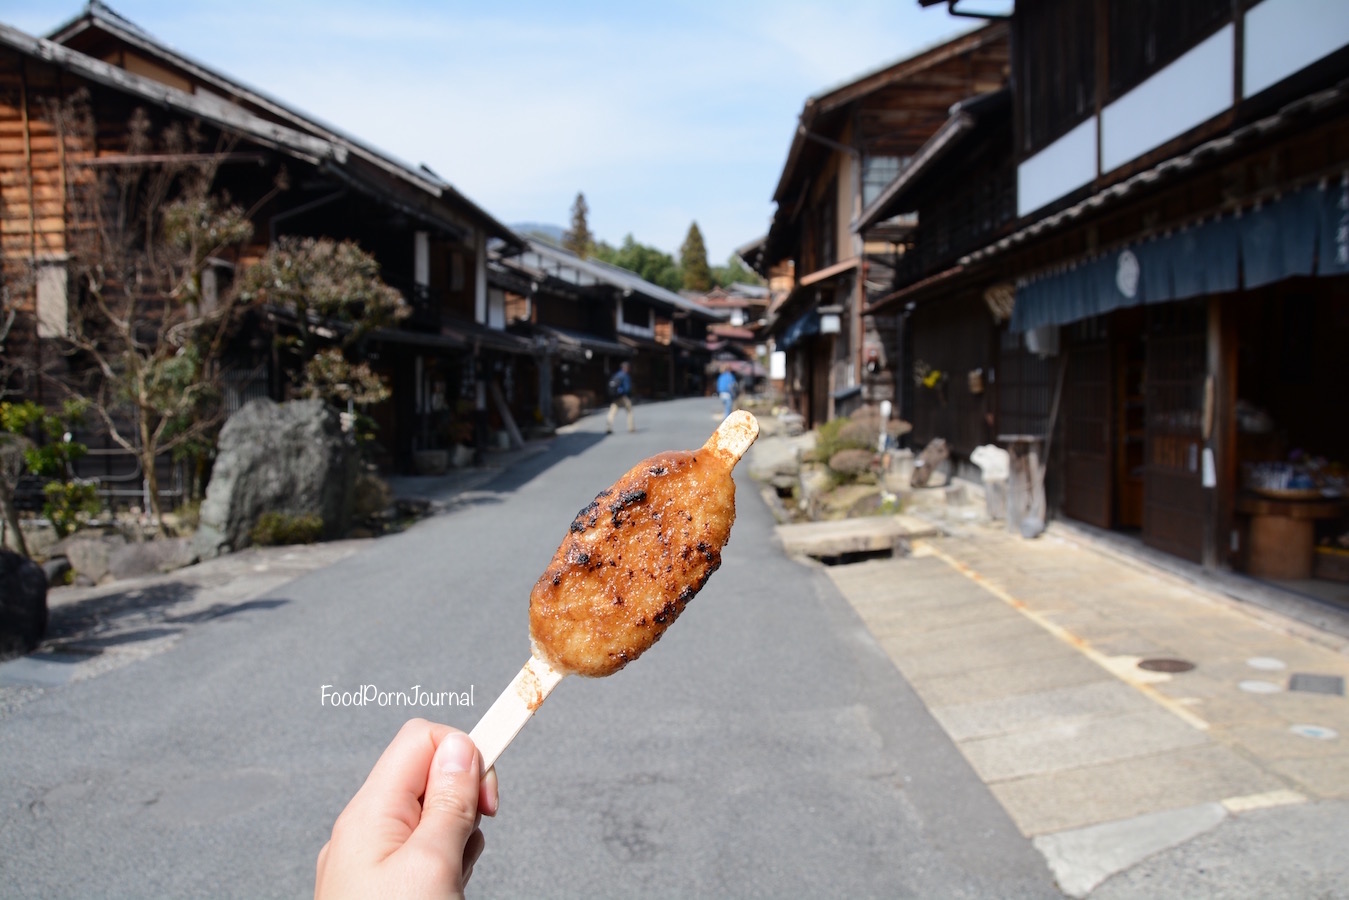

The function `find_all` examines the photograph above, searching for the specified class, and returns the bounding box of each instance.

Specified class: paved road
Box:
[0,398,1059,898]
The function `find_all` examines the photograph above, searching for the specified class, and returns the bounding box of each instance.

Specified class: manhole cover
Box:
[1247,656,1287,671]
[1289,724,1339,740]
[1138,658,1195,673]
[1239,680,1283,694]
[1289,674,1345,696]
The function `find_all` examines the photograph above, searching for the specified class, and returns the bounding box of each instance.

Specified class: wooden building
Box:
[492,238,722,426]
[0,5,530,494]
[692,284,770,390]
[867,0,1349,585]
[747,24,1009,428]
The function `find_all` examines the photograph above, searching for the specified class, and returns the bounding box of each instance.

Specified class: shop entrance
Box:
[1230,279,1349,603]
[1060,303,1207,562]
[1142,303,1207,563]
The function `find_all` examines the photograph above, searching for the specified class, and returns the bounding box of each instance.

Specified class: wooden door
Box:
[1063,331,1112,528]
[1113,316,1146,529]
[1143,304,1207,563]
[810,336,831,428]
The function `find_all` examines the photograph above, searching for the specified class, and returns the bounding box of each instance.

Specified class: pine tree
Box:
[563,192,594,258]
[680,221,713,292]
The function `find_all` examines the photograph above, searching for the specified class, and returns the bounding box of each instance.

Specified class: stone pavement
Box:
[822,523,1349,896]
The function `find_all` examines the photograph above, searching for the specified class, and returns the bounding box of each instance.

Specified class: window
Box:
[36,262,68,338]
[862,156,904,208]
[817,183,837,270]
[617,296,653,336]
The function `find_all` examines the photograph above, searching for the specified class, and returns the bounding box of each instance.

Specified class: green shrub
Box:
[250,512,324,547]
[42,479,101,538]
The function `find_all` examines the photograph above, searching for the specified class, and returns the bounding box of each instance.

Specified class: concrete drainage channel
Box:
[773,513,942,567]
[812,546,906,566]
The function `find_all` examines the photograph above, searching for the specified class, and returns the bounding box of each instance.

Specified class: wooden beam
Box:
[489,379,525,450]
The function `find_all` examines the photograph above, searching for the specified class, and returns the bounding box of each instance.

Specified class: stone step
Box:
[775,514,941,557]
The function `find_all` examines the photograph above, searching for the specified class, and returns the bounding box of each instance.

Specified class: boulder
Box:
[42,555,71,587]
[412,450,449,476]
[193,399,357,560]
[0,549,47,659]
[778,412,806,437]
[57,532,128,583]
[748,437,805,482]
[450,445,475,469]
[828,449,875,477]
[910,437,950,488]
[352,471,393,519]
[108,537,194,579]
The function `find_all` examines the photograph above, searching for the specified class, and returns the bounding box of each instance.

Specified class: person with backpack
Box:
[716,368,738,420]
[606,361,634,434]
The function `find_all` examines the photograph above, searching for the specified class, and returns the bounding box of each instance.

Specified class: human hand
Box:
[316,719,500,899]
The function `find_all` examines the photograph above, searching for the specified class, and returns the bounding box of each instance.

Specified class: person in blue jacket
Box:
[716,369,738,420]
[606,361,634,434]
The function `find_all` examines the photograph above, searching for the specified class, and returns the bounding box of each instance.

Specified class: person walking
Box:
[606,361,634,433]
[716,368,738,420]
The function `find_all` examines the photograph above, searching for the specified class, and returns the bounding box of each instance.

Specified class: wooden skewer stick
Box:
[706,409,759,463]
[469,654,565,772]
[467,411,759,770]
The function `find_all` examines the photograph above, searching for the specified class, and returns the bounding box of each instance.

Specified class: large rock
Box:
[108,537,194,579]
[0,549,47,659]
[911,437,950,488]
[56,532,128,583]
[193,399,357,559]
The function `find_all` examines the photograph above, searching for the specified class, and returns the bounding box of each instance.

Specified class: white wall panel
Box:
[1245,0,1349,97]
[1017,116,1098,217]
[1101,24,1234,174]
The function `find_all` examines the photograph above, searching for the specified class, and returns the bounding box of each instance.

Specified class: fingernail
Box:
[439,733,477,775]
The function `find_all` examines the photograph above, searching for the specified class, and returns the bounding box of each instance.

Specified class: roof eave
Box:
[46,4,517,240]
[0,23,340,164]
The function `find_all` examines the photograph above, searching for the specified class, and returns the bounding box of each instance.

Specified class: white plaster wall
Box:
[474,231,487,324]
[1101,24,1234,174]
[1017,116,1098,217]
[1245,0,1349,97]
[414,231,429,286]
[488,288,506,329]
[35,262,67,338]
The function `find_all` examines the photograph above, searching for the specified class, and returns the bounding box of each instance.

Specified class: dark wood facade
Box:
[753,24,1010,427]
[870,0,1349,579]
[0,9,532,491]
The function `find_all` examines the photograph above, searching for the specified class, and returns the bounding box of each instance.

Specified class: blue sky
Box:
[3,1,972,264]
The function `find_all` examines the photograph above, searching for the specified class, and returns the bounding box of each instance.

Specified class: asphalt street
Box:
[0,398,1059,898]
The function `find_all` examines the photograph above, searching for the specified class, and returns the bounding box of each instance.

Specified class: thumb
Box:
[409,732,482,858]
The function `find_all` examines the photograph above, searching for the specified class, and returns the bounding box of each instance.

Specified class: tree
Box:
[563,192,594,258]
[712,253,764,288]
[592,234,682,292]
[50,98,268,533]
[238,236,407,385]
[680,222,713,292]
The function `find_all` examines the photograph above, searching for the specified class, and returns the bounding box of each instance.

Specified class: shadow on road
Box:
[44,582,290,650]
[482,431,605,493]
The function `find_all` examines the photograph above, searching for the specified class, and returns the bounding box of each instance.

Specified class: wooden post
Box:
[538,349,554,429]
[1218,297,1238,568]
[489,379,525,450]
[1203,295,1237,569]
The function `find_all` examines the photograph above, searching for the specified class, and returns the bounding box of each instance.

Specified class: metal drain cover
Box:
[1290,724,1339,740]
[1289,674,1345,696]
[1138,658,1195,673]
